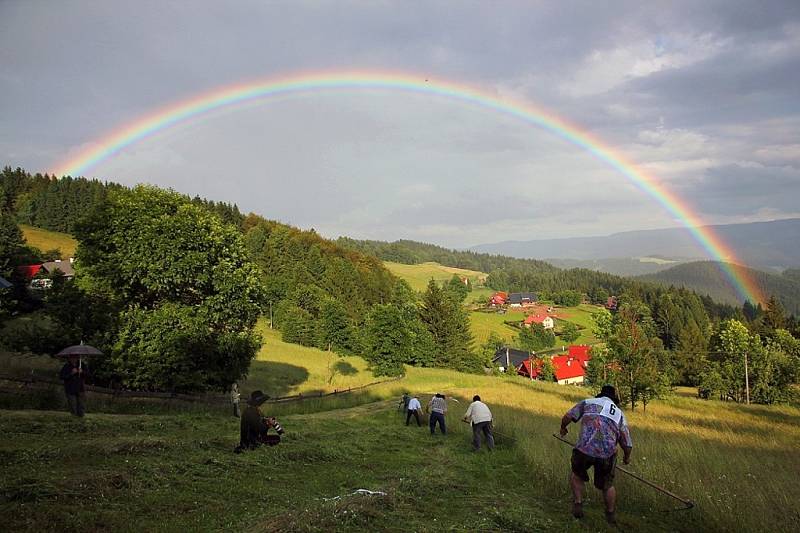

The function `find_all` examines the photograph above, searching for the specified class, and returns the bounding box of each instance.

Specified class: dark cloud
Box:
[680,164,800,215]
[1,0,799,246]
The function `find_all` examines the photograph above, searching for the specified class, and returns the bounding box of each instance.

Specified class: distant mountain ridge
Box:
[470,218,800,270]
[638,261,800,314]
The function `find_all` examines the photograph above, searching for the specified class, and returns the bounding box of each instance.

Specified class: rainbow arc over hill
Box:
[51,70,764,304]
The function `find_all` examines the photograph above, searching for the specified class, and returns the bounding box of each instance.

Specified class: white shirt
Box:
[408,398,421,411]
[464,401,492,424]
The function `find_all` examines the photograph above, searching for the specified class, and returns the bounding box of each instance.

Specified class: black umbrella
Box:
[56,344,103,357]
[56,342,103,374]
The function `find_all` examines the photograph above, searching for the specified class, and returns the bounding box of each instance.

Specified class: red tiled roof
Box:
[517,358,543,378]
[551,355,588,381]
[568,345,590,359]
[524,314,550,325]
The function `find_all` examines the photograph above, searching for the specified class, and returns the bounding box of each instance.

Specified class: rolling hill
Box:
[639,261,800,314]
[471,218,800,271]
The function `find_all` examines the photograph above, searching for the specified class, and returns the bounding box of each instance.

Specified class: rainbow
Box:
[51,70,764,305]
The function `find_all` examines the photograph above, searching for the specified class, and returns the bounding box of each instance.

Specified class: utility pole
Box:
[744,352,750,405]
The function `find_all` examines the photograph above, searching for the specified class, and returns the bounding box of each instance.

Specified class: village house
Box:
[488,291,508,307]
[523,314,554,329]
[16,258,76,289]
[491,346,533,373]
[515,345,592,385]
[508,292,537,307]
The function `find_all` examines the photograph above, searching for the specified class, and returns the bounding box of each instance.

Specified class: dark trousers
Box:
[66,393,85,417]
[233,403,241,417]
[406,409,421,426]
[472,421,494,450]
[430,411,446,435]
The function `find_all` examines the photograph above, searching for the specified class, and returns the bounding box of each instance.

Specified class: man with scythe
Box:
[559,384,632,525]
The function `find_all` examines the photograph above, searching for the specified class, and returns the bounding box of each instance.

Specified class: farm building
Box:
[492,347,533,373]
[488,291,508,307]
[508,292,537,307]
[41,259,75,279]
[523,314,554,329]
[516,345,592,385]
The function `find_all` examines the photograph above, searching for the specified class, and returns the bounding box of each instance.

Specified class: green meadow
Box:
[19,224,78,257]
[383,261,488,292]
[2,325,798,532]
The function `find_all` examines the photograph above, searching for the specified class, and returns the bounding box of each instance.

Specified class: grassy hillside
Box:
[19,224,78,257]
[383,260,487,292]
[3,329,798,532]
[639,261,800,314]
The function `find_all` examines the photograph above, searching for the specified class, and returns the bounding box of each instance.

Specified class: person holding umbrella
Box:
[56,343,102,417]
[59,354,90,417]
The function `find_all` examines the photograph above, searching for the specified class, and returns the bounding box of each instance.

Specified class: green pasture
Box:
[19,224,78,258]
[2,323,799,531]
[383,261,487,292]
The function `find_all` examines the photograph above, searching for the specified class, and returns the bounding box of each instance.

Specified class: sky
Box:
[1,0,799,248]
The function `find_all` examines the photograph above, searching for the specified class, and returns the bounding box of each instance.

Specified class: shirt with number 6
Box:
[567,397,633,459]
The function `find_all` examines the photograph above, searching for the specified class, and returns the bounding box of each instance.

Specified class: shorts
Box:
[571,448,616,490]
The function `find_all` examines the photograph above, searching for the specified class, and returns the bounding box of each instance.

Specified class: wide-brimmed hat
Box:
[247,390,270,406]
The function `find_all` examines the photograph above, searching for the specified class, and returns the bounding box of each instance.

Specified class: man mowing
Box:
[559,385,632,525]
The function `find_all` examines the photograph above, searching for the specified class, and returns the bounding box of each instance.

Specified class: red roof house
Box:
[16,264,44,280]
[551,354,589,384]
[489,292,508,306]
[524,314,554,329]
[568,345,590,360]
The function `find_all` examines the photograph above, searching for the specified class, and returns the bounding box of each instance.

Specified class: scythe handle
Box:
[552,434,694,509]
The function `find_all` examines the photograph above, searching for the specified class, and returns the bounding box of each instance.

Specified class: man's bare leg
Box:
[570,473,585,518]
[603,486,617,524]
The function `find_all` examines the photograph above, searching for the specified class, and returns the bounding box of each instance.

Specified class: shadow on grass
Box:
[333,360,358,376]
[241,360,310,398]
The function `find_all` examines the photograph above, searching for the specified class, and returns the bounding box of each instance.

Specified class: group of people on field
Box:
[401,385,632,524]
[60,359,631,524]
[401,392,496,451]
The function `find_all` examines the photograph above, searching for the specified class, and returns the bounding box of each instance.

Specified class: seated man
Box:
[235,390,284,453]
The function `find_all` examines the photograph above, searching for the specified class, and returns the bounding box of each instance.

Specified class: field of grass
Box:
[2,325,799,531]
[554,304,602,345]
[19,224,78,257]
[383,261,487,292]
[469,310,518,345]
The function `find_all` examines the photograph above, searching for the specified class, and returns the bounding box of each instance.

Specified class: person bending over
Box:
[235,390,284,453]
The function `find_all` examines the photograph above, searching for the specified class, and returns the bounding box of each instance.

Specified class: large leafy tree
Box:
[75,186,265,391]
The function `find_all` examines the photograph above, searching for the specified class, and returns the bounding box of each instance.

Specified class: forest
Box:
[1,167,798,404]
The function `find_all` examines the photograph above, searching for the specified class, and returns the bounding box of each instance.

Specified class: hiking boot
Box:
[572,501,584,519]
[605,510,617,525]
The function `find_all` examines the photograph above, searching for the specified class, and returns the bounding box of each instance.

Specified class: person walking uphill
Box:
[406,395,422,426]
[59,355,89,417]
[428,393,447,435]
[463,395,494,451]
[234,390,285,453]
[560,385,632,525]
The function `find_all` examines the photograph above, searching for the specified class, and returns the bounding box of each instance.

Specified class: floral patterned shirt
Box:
[567,397,633,459]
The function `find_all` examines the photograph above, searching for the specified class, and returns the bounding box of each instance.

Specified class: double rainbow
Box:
[51,70,764,305]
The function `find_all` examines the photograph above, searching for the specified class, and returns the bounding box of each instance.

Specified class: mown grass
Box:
[2,324,799,531]
[469,310,518,345]
[19,224,78,257]
[383,261,487,292]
